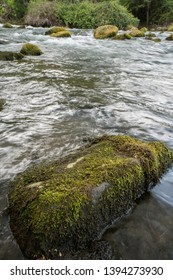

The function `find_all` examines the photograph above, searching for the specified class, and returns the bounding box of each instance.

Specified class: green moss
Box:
[0,51,24,61]
[9,135,173,259]
[94,25,118,39]
[3,23,13,28]
[20,43,43,56]
[50,31,71,38]
[45,26,67,35]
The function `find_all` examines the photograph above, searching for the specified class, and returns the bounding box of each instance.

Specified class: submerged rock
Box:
[9,135,173,259]
[94,25,118,39]
[20,43,43,56]
[166,34,173,41]
[145,33,161,42]
[0,99,5,111]
[0,51,24,61]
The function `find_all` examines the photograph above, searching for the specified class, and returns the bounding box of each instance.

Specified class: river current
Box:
[0,24,173,259]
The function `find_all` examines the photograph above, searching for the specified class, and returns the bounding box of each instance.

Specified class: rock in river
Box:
[8,135,173,259]
[20,43,43,56]
[0,51,24,61]
[94,25,118,39]
[45,26,71,37]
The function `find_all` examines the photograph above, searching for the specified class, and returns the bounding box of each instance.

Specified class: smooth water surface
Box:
[0,24,173,259]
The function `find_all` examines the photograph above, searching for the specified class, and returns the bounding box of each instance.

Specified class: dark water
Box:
[0,24,173,259]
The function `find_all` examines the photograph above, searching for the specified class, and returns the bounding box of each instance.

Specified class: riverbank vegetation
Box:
[1,0,173,28]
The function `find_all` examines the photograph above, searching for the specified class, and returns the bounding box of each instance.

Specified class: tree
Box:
[120,0,166,26]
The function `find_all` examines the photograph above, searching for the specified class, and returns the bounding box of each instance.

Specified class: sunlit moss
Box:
[140,27,148,33]
[9,135,173,259]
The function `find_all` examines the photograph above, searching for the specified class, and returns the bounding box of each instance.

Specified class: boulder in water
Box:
[45,26,67,35]
[9,135,173,259]
[0,51,24,61]
[50,31,71,38]
[94,25,118,39]
[130,27,145,37]
[20,43,43,56]
[3,23,13,28]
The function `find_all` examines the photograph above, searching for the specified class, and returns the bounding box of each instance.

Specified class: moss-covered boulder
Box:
[9,135,173,259]
[50,31,71,38]
[130,27,145,37]
[114,33,132,40]
[20,43,43,56]
[0,51,24,61]
[94,25,118,39]
[3,23,13,28]
[167,24,173,31]
[140,27,148,33]
[166,34,173,41]
[45,26,67,35]
[0,99,5,111]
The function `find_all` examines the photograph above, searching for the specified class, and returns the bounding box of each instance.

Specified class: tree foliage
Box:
[120,0,173,25]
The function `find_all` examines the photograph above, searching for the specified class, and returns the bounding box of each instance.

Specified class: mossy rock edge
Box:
[9,135,173,259]
[0,51,24,61]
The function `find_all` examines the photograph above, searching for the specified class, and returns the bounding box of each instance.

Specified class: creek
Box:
[0,25,173,259]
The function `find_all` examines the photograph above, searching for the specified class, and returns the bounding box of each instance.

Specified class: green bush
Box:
[56,0,139,29]
[25,0,138,29]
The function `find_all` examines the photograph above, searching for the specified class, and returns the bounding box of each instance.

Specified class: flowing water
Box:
[0,24,173,259]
